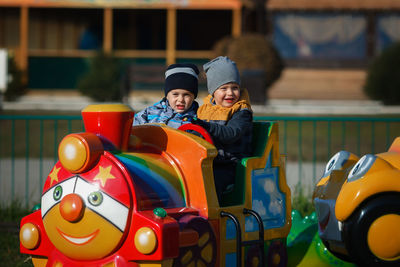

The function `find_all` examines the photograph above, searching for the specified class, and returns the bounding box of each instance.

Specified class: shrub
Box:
[214,34,284,84]
[4,54,27,101]
[77,51,123,102]
[292,185,315,217]
[364,42,400,105]
[0,200,33,266]
[0,200,31,223]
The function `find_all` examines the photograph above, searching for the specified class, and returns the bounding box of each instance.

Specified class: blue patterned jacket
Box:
[133,98,199,129]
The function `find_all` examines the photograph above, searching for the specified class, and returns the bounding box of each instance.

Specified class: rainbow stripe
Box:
[115,153,186,210]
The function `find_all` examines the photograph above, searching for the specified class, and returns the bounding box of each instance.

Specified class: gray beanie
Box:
[203,56,240,95]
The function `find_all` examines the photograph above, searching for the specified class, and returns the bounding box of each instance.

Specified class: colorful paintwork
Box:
[225,155,287,240]
[19,104,292,266]
[116,153,186,210]
[313,138,400,266]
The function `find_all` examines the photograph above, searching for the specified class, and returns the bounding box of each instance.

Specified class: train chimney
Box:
[81,104,134,151]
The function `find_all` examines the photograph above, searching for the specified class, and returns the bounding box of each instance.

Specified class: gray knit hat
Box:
[203,56,240,95]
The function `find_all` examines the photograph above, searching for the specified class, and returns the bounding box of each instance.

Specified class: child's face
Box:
[213,82,240,108]
[166,89,195,113]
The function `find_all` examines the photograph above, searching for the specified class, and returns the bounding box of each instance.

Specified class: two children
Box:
[134,57,253,201]
[133,63,199,128]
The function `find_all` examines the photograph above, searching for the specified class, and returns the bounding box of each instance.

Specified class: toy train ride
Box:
[19,104,291,267]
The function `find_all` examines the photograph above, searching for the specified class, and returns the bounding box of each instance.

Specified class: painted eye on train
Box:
[88,191,103,206]
[74,178,129,232]
[347,154,376,182]
[53,186,63,201]
[41,177,76,219]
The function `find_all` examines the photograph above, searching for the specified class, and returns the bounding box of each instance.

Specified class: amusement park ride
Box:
[18,104,400,266]
[19,104,291,266]
[313,140,400,266]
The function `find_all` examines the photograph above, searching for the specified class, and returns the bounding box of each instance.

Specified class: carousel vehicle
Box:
[19,104,291,267]
[313,140,400,266]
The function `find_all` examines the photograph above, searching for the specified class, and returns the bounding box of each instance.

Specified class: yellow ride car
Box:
[313,138,400,267]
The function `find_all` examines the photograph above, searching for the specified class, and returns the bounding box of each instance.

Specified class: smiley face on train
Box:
[40,133,132,260]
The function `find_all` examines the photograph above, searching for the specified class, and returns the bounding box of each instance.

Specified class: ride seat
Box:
[220,121,273,207]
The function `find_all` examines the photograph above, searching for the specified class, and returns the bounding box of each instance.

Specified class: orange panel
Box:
[131,124,218,218]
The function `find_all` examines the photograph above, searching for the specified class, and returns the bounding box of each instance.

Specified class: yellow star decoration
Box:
[49,166,61,186]
[94,166,116,187]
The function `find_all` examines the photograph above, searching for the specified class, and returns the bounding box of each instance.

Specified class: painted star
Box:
[94,166,116,187]
[49,166,61,186]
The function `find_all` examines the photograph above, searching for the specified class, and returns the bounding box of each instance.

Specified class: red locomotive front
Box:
[20,104,291,267]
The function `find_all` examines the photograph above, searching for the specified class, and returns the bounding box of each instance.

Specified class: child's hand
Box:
[191,117,205,127]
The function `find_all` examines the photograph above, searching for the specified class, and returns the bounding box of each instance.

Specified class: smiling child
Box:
[194,56,253,201]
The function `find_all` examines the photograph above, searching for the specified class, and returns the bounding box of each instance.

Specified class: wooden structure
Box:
[0,0,242,82]
[267,0,400,10]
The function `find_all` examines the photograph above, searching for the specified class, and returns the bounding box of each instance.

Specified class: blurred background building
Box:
[0,0,241,92]
[1,0,400,101]
[267,0,400,100]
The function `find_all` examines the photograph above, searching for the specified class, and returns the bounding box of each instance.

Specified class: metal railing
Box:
[0,115,82,207]
[255,116,400,193]
[1,115,400,207]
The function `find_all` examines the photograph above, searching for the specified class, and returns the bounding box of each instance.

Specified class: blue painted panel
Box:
[248,154,286,231]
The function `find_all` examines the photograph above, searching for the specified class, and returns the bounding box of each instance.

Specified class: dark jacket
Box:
[196,89,253,162]
[200,109,252,162]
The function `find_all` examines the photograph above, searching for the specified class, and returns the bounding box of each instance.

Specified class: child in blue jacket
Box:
[133,63,199,128]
